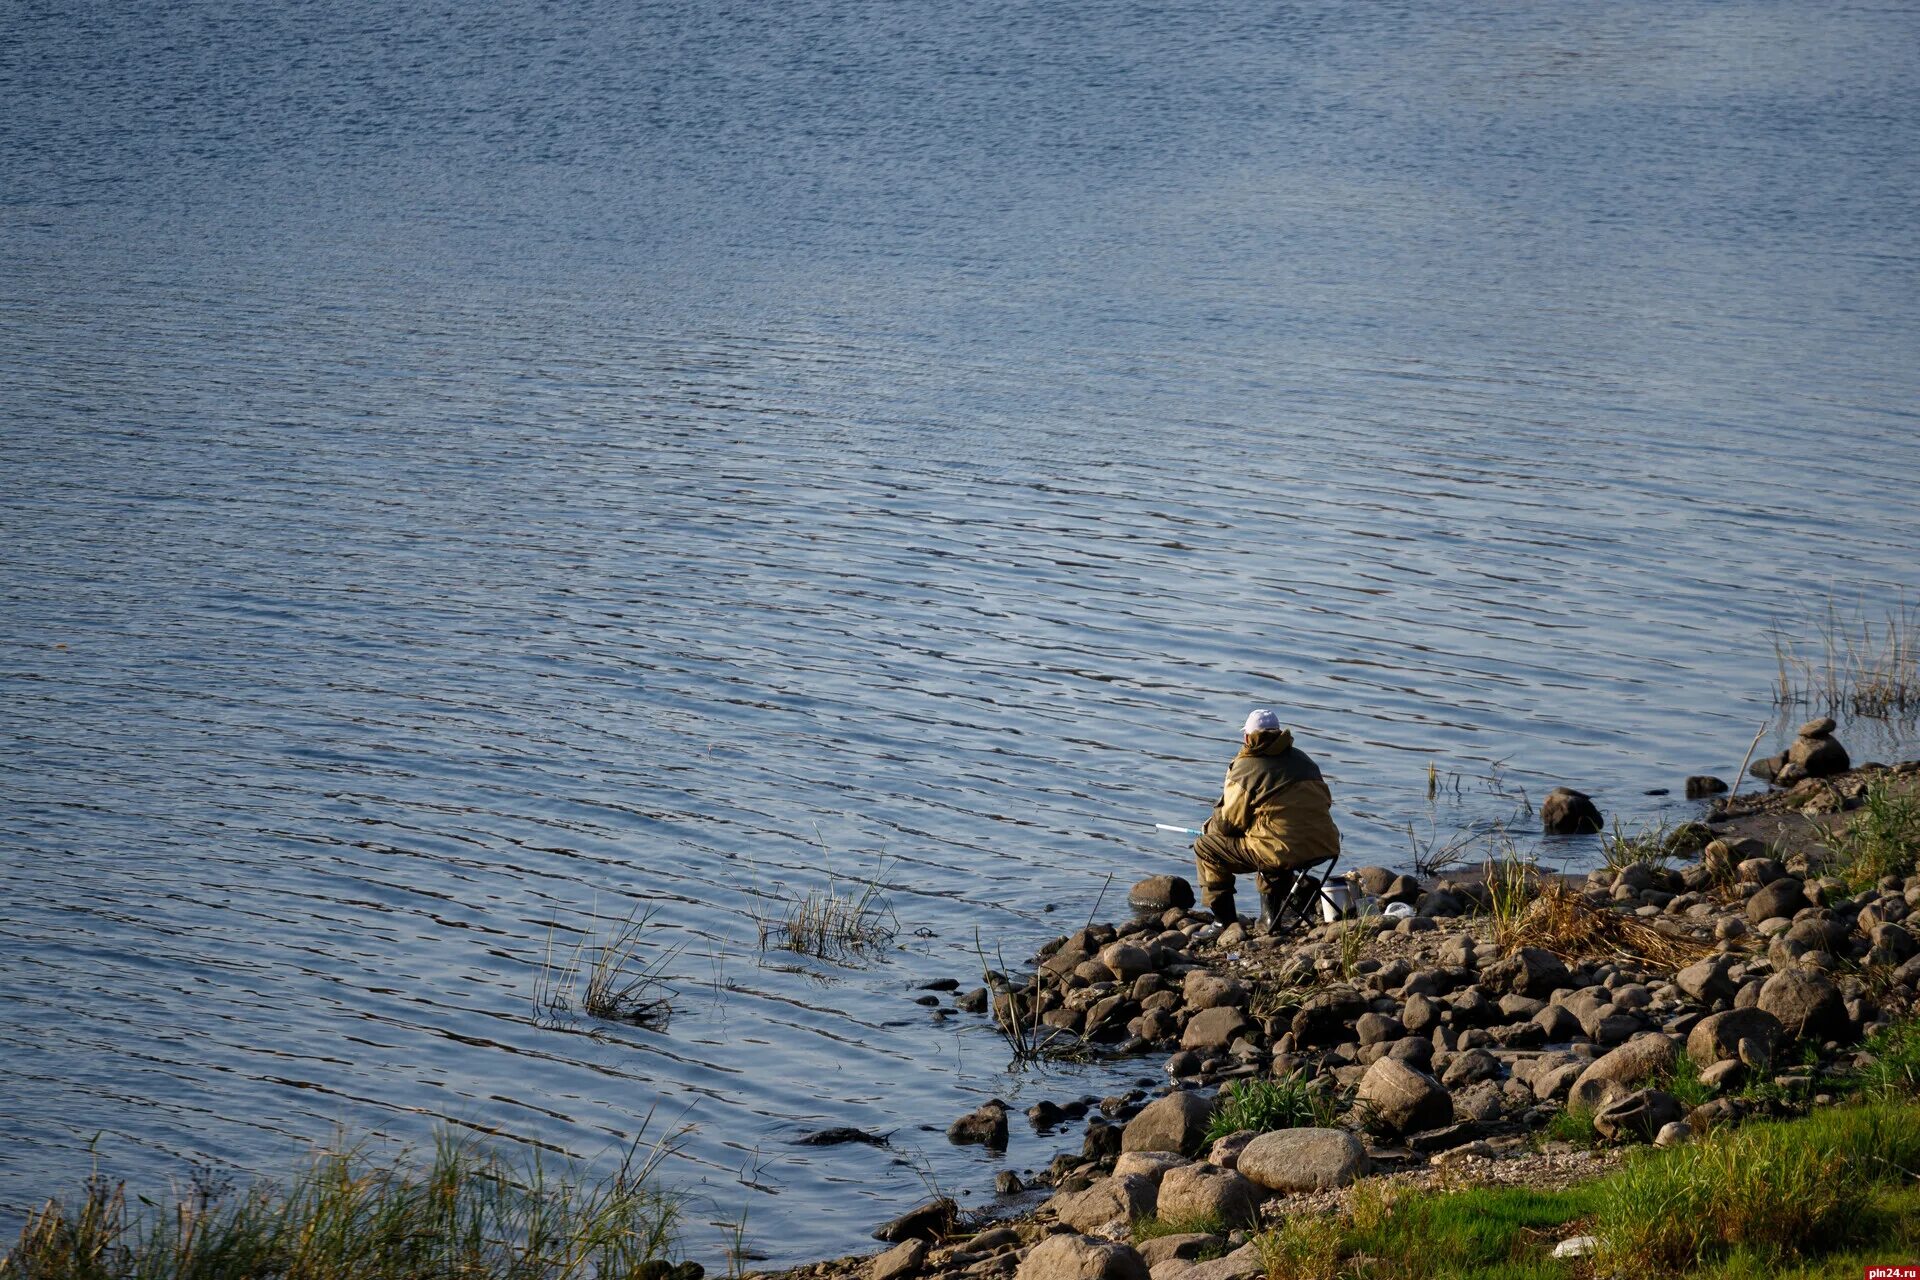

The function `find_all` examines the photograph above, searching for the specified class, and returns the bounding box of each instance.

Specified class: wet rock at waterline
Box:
[947,1101,1009,1149]
[874,1199,957,1243]
[1129,876,1196,912]
[1540,787,1604,834]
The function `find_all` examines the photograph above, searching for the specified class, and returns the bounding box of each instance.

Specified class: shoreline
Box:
[754,742,1920,1280]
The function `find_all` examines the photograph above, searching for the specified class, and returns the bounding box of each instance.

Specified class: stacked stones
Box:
[1750,718,1851,787]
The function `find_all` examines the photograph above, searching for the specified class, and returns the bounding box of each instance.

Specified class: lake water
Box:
[4,0,1919,1265]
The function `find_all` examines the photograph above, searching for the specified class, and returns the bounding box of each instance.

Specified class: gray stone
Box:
[1355,1057,1453,1135]
[1111,1151,1189,1185]
[1182,971,1249,1011]
[1016,1235,1151,1280]
[1182,1007,1252,1053]
[1355,1012,1405,1046]
[1130,876,1196,912]
[1572,1034,1677,1094]
[1687,1008,1784,1067]
[948,1101,1009,1148]
[1675,955,1740,1005]
[1100,943,1156,984]
[1654,1121,1692,1148]
[1235,1128,1369,1192]
[1290,986,1367,1048]
[1756,969,1847,1040]
[1352,866,1398,897]
[1402,993,1442,1034]
[875,1198,957,1243]
[1788,733,1850,778]
[1487,947,1570,999]
[1440,1048,1501,1088]
[871,1238,929,1280]
[1532,1003,1583,1042]
[1533,1061,1585,1103]
[1205,1130,1255,1171]
[1747,878,1809,925]
[1155,1163,1258,1229]
[1684,776,1728,798]
[1158,1243,1264,1280]
[1541,787,1604,834]
[1122,1091,1215,1156]
[1050,1175,1157,1234]
[1137,1235,1220,1267]
[1592,1089,1687,1144]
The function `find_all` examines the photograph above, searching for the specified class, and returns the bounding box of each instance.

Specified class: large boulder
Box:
[1756,969,1848,1040]
[1154,1163,1259,1229]
[1686,1008,1784,1067]
[1747,878,1809,925]
[1541,788,1604,834]
[1129,876,1196,912]
[1122,1091,1215,1156]
[1355,1057,1453,1135]
[1235,1129,1369,1192]
[1016,1235,1150,1280]
[1049,1174,1157,1234]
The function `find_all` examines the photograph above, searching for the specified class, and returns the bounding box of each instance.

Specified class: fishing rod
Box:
[1154,823,1202,837]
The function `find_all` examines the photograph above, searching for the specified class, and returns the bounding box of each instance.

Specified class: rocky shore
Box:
[755,734,1920,1280]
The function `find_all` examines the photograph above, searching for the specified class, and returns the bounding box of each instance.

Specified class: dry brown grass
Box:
[1498,881,1714,970]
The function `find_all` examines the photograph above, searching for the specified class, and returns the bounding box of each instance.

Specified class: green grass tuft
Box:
[3,1127,690,1280]
[1827,780,1920,889]
[1596,1101,1920,1274]
[1204,1073,1338,1145]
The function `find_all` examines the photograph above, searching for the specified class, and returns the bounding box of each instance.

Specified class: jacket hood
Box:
[1239,728,1294,757]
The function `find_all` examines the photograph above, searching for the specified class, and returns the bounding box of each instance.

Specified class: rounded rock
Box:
[1016,1235,1150,1280]
[1236,1128,1369,1192]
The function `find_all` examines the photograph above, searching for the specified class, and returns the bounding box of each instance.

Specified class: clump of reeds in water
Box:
[1771,597,1920,720]
[535,905,680,1026]
[756,867,898,962]
[3,1128,690,1280]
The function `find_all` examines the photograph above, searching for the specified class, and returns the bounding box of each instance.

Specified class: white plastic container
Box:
[1319,882,1352,923]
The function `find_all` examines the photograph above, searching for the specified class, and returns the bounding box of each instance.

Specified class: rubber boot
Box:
[1202,886,1237,927]
[1255,871,1295,935]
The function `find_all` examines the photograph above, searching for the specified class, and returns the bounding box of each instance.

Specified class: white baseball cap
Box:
[1242,708,1281,734]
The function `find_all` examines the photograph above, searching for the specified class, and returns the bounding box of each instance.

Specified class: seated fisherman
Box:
[1193,708,1342,932]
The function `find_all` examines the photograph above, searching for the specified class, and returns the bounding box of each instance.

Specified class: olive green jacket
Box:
[1205,729,1341,869]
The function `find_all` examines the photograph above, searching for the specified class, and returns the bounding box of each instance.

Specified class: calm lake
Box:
[3,0,1919,1265]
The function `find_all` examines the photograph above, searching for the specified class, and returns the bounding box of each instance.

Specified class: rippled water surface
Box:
[5,0,1920,1264]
